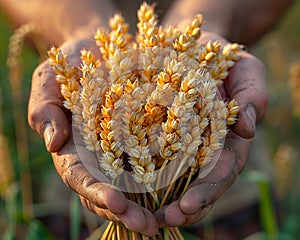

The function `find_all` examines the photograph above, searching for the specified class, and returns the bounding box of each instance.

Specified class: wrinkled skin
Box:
[28,32,267,236]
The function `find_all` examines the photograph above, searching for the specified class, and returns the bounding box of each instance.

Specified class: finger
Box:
[226,51,268,139]
[68,138,159,236]
[117,203,159,237]
[28,61,70,152]
[199,32,268,138]
[155,201,186,227]
[155,201,213,228]
[184,204,212,226]
[154,138,238,227]
[138,208,160,237]
[28,38,101,152]
[80,195,159,237]
[179,132,252,216]
[166,131,252,228]
[51,138,127,215]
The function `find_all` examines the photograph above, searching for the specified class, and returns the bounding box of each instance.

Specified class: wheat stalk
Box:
[289,61,300,118]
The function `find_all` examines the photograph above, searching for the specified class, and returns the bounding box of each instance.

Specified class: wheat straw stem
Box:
[122,225,129,240]
[163,227,170,240]
[109,223,116,239]
[289,62,300,118]
[172,227,185,240]
[116,224,122,240]
[180,168,196,197]
[100,221,114,240]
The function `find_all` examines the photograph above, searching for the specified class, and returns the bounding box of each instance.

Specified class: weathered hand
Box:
[155,31,268,227]
[28,38,159,236]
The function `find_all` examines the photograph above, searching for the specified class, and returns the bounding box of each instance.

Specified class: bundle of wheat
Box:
[48,2,241,239]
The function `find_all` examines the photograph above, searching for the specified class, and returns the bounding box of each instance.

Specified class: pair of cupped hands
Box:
[28,31,267,237]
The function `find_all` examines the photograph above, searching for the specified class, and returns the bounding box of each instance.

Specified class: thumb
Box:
[29,102,70,152]
[226,51,268,139]
[28,61,70,152]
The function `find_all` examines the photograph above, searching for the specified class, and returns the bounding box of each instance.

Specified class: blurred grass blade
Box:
[181,229,201,240]
[0,130,14,195]
[2,184,18,240]
[6,23,36,218]
[70,193,81,240]
[26,219,54,240]
[246,170,278,239]
[86,221,110,240]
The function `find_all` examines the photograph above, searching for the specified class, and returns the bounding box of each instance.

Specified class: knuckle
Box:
[79,196,95,213]
[27,104,45,132]
[32,61,52,80]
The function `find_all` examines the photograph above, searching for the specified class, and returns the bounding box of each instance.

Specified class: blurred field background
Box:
[0,1,300,239]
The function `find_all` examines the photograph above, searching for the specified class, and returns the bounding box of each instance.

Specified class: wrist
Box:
[162,0,238,43]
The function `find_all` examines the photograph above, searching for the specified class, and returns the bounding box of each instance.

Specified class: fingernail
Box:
[245,104,256,127]
[43,123,54,148]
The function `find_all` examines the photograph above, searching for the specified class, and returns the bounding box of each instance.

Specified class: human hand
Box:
[155,31,268,227]
[28,38,159,237]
